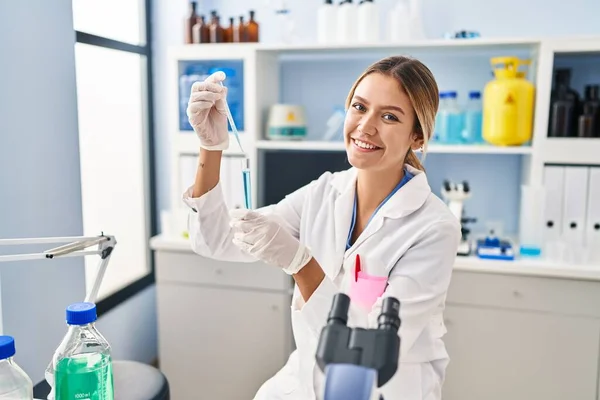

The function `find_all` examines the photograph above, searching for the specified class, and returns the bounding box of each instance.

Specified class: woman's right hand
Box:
[187,71,229,151]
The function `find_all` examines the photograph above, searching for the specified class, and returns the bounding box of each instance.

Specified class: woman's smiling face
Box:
[344,72,423,172]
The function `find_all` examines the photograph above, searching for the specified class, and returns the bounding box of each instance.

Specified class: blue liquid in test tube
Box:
[242,158,252,209]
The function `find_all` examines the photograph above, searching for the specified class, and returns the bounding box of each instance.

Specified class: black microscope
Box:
[315,293,401,400]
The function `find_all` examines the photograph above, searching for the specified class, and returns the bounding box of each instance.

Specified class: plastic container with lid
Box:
[0,336,33,400]
[46,302,114,400]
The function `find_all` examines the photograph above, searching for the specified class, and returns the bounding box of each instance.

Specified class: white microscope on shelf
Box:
[441,180,477,256]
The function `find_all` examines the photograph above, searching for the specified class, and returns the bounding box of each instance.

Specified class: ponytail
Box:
[405,149,425,172]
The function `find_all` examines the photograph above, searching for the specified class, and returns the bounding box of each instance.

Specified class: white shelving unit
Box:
[160,36,600,400]
[166,35,600,255]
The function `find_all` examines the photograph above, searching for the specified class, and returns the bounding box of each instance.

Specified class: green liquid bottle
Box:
[48,302,114,400]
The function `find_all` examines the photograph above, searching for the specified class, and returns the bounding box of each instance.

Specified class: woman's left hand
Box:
[229,209,312,274]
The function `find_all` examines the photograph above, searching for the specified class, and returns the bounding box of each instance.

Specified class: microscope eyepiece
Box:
[327,293,350,325]
[377,297,401,332]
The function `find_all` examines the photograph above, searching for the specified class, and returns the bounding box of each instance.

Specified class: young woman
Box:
[183,56,461,400]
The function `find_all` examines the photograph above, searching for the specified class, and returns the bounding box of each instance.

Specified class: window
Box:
[72,0,154,307]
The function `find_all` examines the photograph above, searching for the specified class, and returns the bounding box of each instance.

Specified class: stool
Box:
[113,360,170,400]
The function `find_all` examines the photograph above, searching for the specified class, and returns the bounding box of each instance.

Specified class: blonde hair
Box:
[345,56,439,171]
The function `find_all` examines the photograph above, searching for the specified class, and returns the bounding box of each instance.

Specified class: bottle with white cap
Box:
[337,0,358,43]
[0,335,33,400]
[317,0,337,44]
[46,302,114,400]
[357,0,380,43]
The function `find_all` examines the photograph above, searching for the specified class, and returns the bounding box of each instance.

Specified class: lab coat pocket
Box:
[349,271,388,310]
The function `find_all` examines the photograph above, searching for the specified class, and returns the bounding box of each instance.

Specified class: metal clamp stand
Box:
[0,233,116,334]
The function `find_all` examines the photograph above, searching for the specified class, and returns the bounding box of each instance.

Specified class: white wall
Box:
[0,0,156,383]
[152,0,600,216]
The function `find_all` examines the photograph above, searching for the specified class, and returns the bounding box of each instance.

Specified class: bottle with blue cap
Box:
[435,91,464,144]
[0,335,33,399]
[45,302,113,400]
[463,90,483,144]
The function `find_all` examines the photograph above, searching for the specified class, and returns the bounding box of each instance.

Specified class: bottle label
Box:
[55,354,113,400]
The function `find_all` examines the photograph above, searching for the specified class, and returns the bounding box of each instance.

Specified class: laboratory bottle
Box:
[246,10,259,42]
[463,91,483,144]
[578,84,600,138]
[184,0,200,44]
[337,0,358,44]
[0,336,33,400]
[224,17,234,43]
[192,15,210,43]
[210,16,224,43]
[407,0,426,39]
[433,91,449,143]
[548,68,580,137]
[388,0,410,42]
[357,0,380,43]
[46,302,114,400]
[234,16,247,42]
[317,0,337,44]
[437,91,464,144]
[483,56,535,146]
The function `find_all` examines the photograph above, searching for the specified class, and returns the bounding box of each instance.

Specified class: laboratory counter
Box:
[150,234,600,400]
[150,234,600,282]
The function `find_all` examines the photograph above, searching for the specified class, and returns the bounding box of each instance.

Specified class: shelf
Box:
[177,37,540,53]
[541,138,600,165]
[259,37,540,53]
[256,140,532,155]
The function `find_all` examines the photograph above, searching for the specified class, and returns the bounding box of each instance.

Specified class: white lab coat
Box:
[183,164,461,400]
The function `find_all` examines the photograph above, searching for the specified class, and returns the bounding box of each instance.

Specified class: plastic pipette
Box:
[219,78,252,209]
[219,80,244,154]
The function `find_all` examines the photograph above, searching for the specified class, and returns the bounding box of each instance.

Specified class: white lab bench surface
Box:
[151,234,600,400]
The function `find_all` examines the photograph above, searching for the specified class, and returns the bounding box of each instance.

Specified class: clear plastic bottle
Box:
[437,91,464,144]
[0,336,33,400]
[45,302,113,400]
[433,91,449,143]
[463,91,483,143]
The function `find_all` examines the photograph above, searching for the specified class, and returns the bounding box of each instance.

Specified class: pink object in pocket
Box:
[349,255,388,310]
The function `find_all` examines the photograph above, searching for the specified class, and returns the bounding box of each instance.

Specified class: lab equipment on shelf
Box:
[463,91,483,143]
[192,15,210,43]
[357,0,380,43]
[321,106,346,141]
[186,8,258,43]
[316,293,401,400]
[266,104,307,141]
[337,0,358,43]
[579,84,600,138]
[435,91,464,144]
[519,184,545,257]
[548,68,580,138]
[46,303,114,400]
[388,0,410,42]
[476,228,515,261]
[0,336,33,400]
[184,1,201,44]
[317,0,337,44]
[483,56,535,146]
[441,180,476,256]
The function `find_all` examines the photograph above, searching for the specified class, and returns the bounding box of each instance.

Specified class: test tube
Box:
[242,157,252,209]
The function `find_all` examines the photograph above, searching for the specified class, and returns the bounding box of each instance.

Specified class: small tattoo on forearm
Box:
[199,162,205,168]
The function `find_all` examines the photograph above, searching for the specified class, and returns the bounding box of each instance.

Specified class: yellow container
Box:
[483,57,535,146]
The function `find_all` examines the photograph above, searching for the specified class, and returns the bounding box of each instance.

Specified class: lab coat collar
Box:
[328,165,431,280]
[330,164,431,220]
